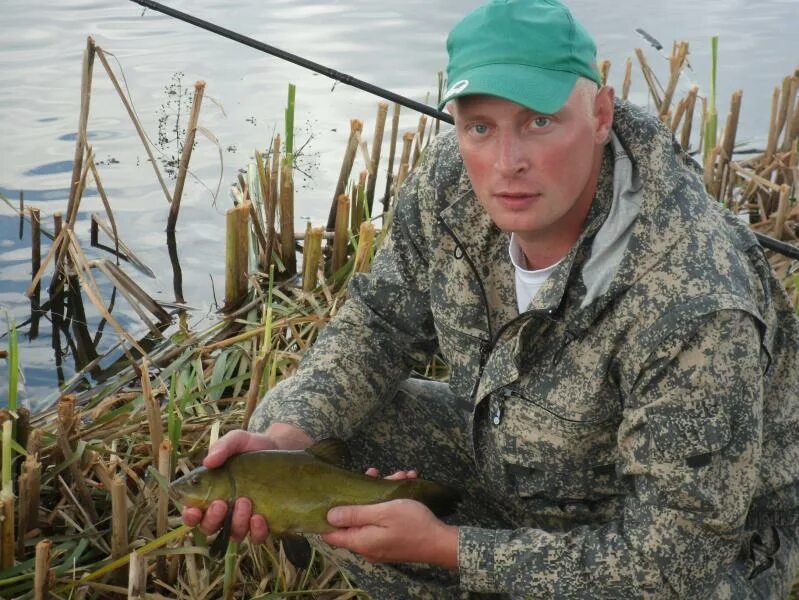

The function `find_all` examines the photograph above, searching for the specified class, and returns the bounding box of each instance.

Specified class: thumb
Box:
[204,430,275,469]
[327,504,378,528]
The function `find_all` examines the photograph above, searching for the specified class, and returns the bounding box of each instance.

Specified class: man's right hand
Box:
[180,424,312,544]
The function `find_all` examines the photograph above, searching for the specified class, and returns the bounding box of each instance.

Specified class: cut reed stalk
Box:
[635,48,662,110]
[721,90,743,162]
[775,75,793,147]
[659,41,689,120]
[224,203,250,310]
[168,80,206,233]
[328,120,363,231]
[142,360,163,467]
[703,37,719,164]
[411,115,428,168]
[302,227,324,293]
[66,37,96,224]
[775,184,792,240]
[111,474,129,560]
[671,98,687,134]
[332,195,351,275]
[156,440,172,583]
[1,488,15,569]
[681,85,700,151]
[30,208,41,308]
[279,159,296,276]
[366,102,389,215]
[128,551,147,600]
[781,70,799,153]
[622,57,632,101]
[352,170,367,235]
[33,539,52,600]
[383,103,401,213]
[53,212,62,236]
[598,59,611,86]
[16,453,40,555]
[396,131,415,193]
[354,222,376,273]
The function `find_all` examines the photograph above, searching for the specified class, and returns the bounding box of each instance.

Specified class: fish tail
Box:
[393,479,461,517]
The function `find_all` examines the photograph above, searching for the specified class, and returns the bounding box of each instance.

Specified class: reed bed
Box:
[1,34,798,598]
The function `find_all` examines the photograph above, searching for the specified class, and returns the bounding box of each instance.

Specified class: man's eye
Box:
[532,117,551,128]
[470,123,489,135]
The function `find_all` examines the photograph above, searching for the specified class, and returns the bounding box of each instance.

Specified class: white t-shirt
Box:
[509,233,564,313]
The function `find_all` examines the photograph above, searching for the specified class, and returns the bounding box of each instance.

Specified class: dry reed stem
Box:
[766,86,781,163]
[396,131,415,192]
[775,75,794,147]
[328,120,363,230]
[168,80,206,233]
[129,550,147,599]
[156,440,172,583]
[670,98,687,134]
[598,59,611,86]
[111,474,129,561]
[721,90,743,162]
[25,228,66,298]
[33,539,52,600]
[56,396,99,523]
[359,139,371,175]
[775,185,792,239]
[88,154,119,257]
[332,195,351,275]
[279,161,296,276]
[66,144,94,233]
[354,222,376,273]
[681,85,699,151]
[243,353,268,430]
[95,47,172,204]
[64,231,144,358]
[267,136,282,265]
[93,259,169,323]
[366,102,389,214]
[66,37,95,223]
[30,207,41,300]
[17,453,41,555]
[142,358,163,465]
[302,227,325,293]
[782,72,799,152]
[352,170,367,235]
[635,48,662,110]
[411,115,428,168]
[383,103,402,212]
[622,57,632,101]
[248,199,269,261]
[0,490,14,569]
[659,41,688,120]
[224,203,250,310]
[255,150,274,267]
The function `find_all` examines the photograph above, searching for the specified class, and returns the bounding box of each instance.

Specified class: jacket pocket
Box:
[645,405,731,465]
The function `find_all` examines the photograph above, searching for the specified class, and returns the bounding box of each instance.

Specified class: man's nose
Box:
[495,132,529,176]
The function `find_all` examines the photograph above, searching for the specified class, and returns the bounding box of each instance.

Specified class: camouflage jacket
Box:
[254,101,799,597]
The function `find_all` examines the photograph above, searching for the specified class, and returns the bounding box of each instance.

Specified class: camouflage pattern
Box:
[250,100,799,597]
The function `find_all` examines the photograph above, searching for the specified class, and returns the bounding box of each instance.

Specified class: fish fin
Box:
[276,533,313,570]
[305,438,350,466]
[396,479,461,517]
[209,504,234,557]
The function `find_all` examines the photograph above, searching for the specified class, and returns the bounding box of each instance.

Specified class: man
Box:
[184,0,799,597]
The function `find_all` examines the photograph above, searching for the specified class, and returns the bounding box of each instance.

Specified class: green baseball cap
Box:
[440,0,600,114]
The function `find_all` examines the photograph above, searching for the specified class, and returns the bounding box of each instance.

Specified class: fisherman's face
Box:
[452,84,614,265]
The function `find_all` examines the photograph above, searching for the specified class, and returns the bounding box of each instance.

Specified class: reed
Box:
[703,36,719,164]
[383,103,402,213]
[328,119,363,231]
[302,226,325,293]
[332,194,351,275]
[224,202,251,310]
[279,158,297,276]
[168,80,206,233]
[33,539,52,600]
[366,102,389,215]
[622,57,632,102]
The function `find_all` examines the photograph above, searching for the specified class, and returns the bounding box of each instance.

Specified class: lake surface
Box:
[1,0,796,406]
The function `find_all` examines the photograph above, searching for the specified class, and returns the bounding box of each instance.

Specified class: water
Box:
[1,0,796,406]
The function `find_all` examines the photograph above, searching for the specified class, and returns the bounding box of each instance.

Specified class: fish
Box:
[170,439,460,562]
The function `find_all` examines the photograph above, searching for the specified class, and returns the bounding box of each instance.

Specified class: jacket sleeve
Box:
[248,147,440,442]
[458,308,765,598]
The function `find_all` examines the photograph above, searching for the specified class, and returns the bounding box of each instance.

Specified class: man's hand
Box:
[321,470,459,569]
[180,424,311,543]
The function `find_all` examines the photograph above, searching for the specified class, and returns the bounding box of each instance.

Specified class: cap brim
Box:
[439,63,579,114]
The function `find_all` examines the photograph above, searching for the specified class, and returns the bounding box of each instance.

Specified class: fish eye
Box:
[190,476,200,486]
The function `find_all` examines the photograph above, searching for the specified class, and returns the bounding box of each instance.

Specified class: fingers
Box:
[363,468,418,480]
[327,503,385,529]
[198,500,229,536]
[204,430,276,469]
[182,506,203,528]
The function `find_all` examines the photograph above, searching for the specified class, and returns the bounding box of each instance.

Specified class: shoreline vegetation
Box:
[1,34,798,599]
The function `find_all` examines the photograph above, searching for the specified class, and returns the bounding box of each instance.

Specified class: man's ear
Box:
[594,86,615,143]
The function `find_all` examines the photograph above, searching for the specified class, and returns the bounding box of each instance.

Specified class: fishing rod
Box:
[128,0,454,125]
[128,0,799,261]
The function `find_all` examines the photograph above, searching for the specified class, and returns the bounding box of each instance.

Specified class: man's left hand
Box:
[321,473,458,569]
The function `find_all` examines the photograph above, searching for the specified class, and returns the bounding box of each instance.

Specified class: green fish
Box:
[170,439,459,562]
